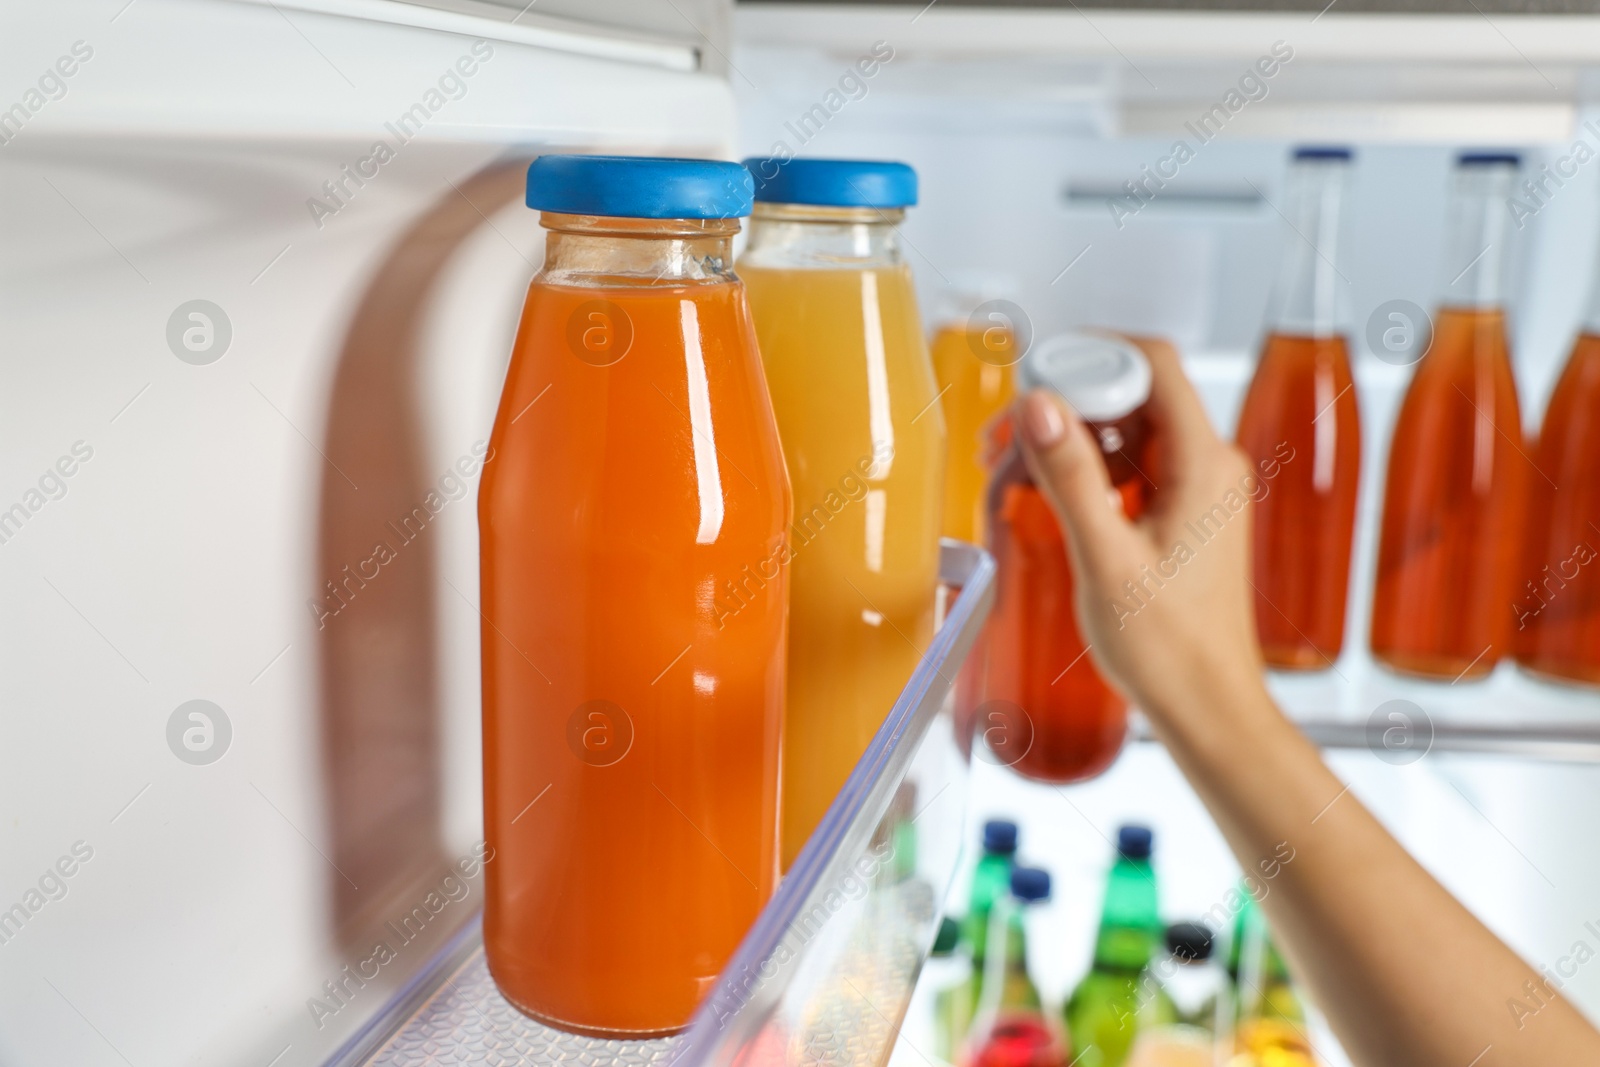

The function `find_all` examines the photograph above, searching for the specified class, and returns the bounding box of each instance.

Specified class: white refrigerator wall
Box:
[733,6,1600,1054]
[0,2,732,1065]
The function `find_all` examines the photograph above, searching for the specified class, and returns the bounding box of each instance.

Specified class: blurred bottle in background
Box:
[1125,922,1226,1067]
[964,820,1022,956]
[1065,825,1163,1067]
[1517,279,1600,685]
[1228,895,1317,1067]
[932,279,1020,546]
[1371,152,1527,681]
[965,867,1066,1067]
[936,819,1022,1060]
[1236,147,1361,671]
[981,335,1152,783]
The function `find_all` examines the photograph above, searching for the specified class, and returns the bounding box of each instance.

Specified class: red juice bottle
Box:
[981,334,1152,783]
[1517,314,1600,685]
[1371,153,1528,681]
[1237,147,1361,670]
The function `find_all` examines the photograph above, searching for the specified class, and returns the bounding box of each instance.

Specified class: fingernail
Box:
[1021,390,1067,449]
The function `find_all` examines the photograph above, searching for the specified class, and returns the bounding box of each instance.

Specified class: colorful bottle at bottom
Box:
[1065,825,1164,1067]
[966,867,1067,1067]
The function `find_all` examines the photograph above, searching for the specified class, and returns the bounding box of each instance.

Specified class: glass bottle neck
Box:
[1266,160,1348,337]
[740,203,906,270]
[1439,166,1515,309]
[537,212,739,287]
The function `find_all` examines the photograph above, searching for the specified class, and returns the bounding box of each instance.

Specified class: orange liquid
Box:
[738,262,943,870]
[979,412,1148,783]
[1236,333,1361,669]
[1371,307,1526,680]
[1517,334,1600,684]
[478,279,789,1035]
[932,323,1015,545]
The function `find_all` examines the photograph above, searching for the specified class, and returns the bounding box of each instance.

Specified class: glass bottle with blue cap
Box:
[477,155,790,1036]
[735,158,946,870]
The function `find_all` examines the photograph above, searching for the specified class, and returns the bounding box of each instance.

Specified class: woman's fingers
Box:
[1016,389,1132,578]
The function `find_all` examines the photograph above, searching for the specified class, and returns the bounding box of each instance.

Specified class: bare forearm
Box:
[1148,673,1600,1067]
[1013,363,1600,1066]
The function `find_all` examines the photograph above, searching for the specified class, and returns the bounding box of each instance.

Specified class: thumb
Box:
[1015,389,1131,577]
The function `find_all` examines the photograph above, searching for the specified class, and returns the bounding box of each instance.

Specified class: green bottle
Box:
[1064,824,1162,1067]
[934,819,1020,1060]
[965,819,1020,958]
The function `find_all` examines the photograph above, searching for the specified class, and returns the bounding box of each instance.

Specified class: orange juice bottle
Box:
[1236,147,1362,669]
[1371,152,1527,681]
[931,283,1019,545]
[478,156,789,1035]
[738,158,945,869]
[1517,319,1600,684]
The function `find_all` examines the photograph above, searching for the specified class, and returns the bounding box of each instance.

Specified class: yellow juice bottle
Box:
[738,158,945,869]
[930,285,1019,544]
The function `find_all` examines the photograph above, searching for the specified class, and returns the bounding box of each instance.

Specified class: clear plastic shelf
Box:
[327,539,997,1067]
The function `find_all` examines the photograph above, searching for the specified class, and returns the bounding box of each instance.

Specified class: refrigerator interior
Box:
[730,3,1600,1064]
[2,1,1600,1065]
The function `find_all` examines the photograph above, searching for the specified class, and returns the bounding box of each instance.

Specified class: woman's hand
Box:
[1013,335,1266,725]
[1011,333,1600,1067]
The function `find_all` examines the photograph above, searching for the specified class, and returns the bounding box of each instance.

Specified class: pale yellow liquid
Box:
[739,263,946,870]
[930,323,1015,544]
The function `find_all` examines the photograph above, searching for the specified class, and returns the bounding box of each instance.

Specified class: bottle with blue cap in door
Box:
[977,333,1152,784]
[478,155,791,1036]
[1065,825,1164,1067]
[964,866,1067,1067]
[736,158,946,869]
[1372,151,1527,680]
[1236,146,1361,671]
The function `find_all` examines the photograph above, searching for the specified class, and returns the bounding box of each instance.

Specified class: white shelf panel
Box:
[5,0,730,144]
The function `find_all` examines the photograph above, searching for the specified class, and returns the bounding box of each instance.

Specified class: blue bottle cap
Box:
[742,157,918,208]
[1010,866,1051,903]
[525,155,753,219]
[1292,146,1353,162]
[982,819,1019,855]
[1457,151,1521,168]
[1117,824,1154,860]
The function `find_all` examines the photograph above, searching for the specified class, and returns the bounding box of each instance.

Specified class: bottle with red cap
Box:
[978,333,1153,783]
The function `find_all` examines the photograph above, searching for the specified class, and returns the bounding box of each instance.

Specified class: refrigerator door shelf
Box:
[332,540,997,1067]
